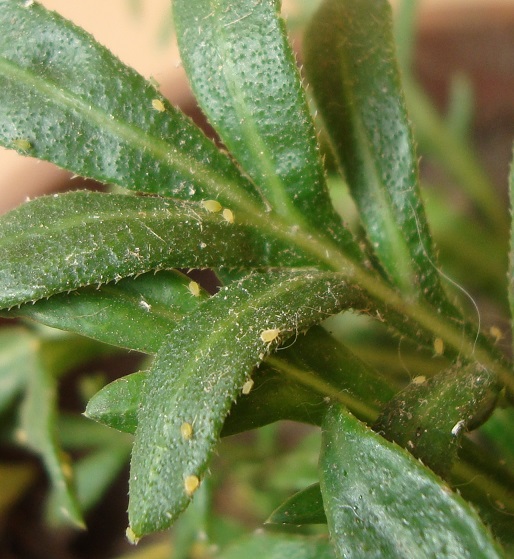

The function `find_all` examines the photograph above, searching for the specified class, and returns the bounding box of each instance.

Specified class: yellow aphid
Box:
[180,422,193,440]
[202,199,222,213]
[222,208,234,223]
[126,527,140,545]
[490,326,503,344]
[412,375,426,385]
[433,337,444,356]
[260,328,280,343]
[188,280,201,297]
[151,98,166,112]
[184,474,200,496]
[242,379,254,395]
[13,138,31,152]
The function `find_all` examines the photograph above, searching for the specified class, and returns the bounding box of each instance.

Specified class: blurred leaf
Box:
[6,270,207,354]
[304,0,454,313]
[73,444,131,512]
[0,327,36,414]
[128,271,365,537]
[218,532,335,559]
[446,73,475,142]
[18,343,84,528]
[320,405,505,559]
[403,77,507,233]
[267,483,326,526]
[174,0,361,259]
[0,191,319,310]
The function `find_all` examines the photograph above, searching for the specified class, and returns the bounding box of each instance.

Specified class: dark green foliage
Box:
[0,0,512,556]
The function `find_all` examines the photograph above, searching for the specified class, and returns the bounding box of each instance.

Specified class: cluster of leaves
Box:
[0,0,514,557]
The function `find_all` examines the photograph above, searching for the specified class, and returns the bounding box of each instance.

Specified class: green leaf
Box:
[128,271,365,537]
[18,342,84,528]
[173,0,361,260]
[73,444,131,512]
[320,405,505,559]
[374,362,499,477]
[304,0,452,309]
[218,533,336,559]
[267,483,326,526]
[5,270,207,354]
[0,327,35,414]
[0,190,320,310]
[85,371,144,435]
[0,0,265,211]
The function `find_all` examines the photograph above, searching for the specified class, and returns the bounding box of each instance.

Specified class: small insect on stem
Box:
[180,422,193,441]
[222,208,234,223]
[260,328,280,343]
[201,199,222,213]
[151,98,166,112]
[242,379,254,395]
[187,280,201,297]
[184,474,200,496]
[433,337,444,356]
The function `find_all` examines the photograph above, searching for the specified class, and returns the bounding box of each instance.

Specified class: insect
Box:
[180,422,193,440]
[201,199,222,213]
[433,337,444,356]
[184,474,200,496]
[151,98,166,112]
[222,208,234,223]
[260,328,280,343]
[13,138,32,152]
[125,527,140,545]
[490,326,503,344]
[187,280,201,297]
[242,379,254,395]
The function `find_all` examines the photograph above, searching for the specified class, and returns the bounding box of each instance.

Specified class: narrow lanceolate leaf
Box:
[0,191,317,310]
[218,533,336,559]
[173,0,361,261]
[5,270,207,354]
[267,483,327,526]
[304,0,453,311]
[0,327,35,414]
[85,371,144,435]
[18,343,84,528]
[0,0,267,214]
[374,362,499,477]
[128,271,366,537]
[90,325,391,436]
[320,405,505,559]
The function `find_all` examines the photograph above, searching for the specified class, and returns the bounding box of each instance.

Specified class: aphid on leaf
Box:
[126,527,140,545]
[151,98,166,112]
[187,280,201,297]
[201,199,222,213]
[180,422,193,440]
[13,138,32,152]
[184,474,200,496]
[242,379,254,395]
[222,208,234,223]
[490,326,503,344]
[260,328,280,343]
[433,337,444,356]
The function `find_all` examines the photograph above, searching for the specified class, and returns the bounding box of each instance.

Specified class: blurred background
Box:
[1,1,514,558]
